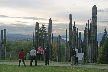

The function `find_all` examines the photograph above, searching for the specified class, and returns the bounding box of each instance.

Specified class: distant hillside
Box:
[61,33,104,44]
[0,33,104,44]
[0,34,66,43]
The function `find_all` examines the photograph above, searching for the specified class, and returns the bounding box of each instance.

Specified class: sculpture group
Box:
[0,5,98,63]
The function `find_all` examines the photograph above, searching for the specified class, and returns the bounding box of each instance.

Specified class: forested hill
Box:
[0,33,104,44]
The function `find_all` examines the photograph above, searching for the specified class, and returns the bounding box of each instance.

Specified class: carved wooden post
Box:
[92,5,97,62]
[65,29,68,61]
[73,21,76,48]
[4,29,6,59]
[69,14,72,59]
[0,30,3,59]
[76,28,78,47]
[79,32,81,53]
[33,31,35,47]
[52,33,53,43]
[57,35,61,62]
[48,18,52,60]
[35,22,39,50]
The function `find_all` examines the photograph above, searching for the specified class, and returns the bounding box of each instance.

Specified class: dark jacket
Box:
[71,49,76,56]
[44,47,50,57]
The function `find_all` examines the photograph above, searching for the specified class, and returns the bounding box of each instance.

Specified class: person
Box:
[40,47,44,60]
[75,46,78,65]
[44,44,50,65]
[30,47,37,66]
[37,46,42,60]
[18,49,26,67]
[71,48,76,66]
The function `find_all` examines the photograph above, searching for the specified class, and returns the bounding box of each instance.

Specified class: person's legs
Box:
[73,56,75,65]
[22,59,26,66]
[34,56,37,66]
[76,57,78,65]
[46,57,49,65]
[72,56,74,66]
[71,56,72,65]
[47,56,49,65]
[45,56,47,65]
[38,53,41,60]
[30,56,33,66]
[18,60,21,67]
[75,57,77,64]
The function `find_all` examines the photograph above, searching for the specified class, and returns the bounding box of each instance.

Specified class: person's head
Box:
[32,47,35,49]
[21,49,23,51]
[72,48,75,51]
[75,46,77,48]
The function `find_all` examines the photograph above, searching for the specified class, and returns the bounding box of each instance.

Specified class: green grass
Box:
[83,63,108,66]
[0,65,107,72]
[0,60,70,64]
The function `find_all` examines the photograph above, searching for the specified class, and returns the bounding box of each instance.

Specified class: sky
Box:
[0,0,108,36]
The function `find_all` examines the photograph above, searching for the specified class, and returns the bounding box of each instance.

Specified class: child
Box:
[18,49,26,67]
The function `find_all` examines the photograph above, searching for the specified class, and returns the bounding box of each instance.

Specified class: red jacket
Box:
[18,51,24,59]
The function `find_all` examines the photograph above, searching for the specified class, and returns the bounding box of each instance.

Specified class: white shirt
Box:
[30,49,36,56]
[75,48,78,57]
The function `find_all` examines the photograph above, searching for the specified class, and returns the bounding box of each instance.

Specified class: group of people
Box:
[18,44,50,67]
[71,46,78,66]
[18,45,78,67]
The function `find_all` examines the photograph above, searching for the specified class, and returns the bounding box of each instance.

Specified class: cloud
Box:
[97,8,108,12]
[0,14,59,22]
[98,20,108,23]
[0,15,9,17]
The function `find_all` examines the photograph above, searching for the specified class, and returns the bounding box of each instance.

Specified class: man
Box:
[44,44,50,65]
[75,46,78,65]
[30,47,37,66]
[71,48,76,66]
[18,49,26,67]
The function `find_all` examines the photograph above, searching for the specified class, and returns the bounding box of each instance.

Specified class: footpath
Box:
[0,62,108,70]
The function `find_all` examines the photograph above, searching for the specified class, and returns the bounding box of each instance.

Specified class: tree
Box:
[52,42,57,61]
[39,24,48,48]
[100,28,107,47]
[99,37,108,64]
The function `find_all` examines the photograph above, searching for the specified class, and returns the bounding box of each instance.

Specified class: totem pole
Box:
[48,18,52,60]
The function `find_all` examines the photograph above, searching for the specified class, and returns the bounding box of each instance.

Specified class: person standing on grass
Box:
[18,49,26,67]
[37,46,42,60]
[75,46,78,65]
[71,48,76,66]
[44,44,50,65]
[30,47,37,66]
[40,47,44,60]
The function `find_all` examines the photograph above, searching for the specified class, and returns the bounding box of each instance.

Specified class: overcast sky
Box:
[0,0,108,36]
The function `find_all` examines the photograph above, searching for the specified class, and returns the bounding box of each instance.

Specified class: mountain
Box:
[61,33,104,44]
[0,33,104,44]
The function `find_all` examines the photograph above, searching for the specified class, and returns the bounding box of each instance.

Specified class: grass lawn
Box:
[83,63,108,66]
[0,60,70,64]
[0,65,108,72]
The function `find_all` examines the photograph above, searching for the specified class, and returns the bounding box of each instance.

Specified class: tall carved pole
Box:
[52,33,53,43]
[69,14,72,59]
[4,29,6,59]
[57,35,61,62]
[0,30,3,59]
[73,21,76,48]
[76,28,78,47]
[33,31,35,47]
[92,5,97,62]
[79,32,81,53]
[65,29,68,61]
[35,22,39,50]
[48,18,52,60]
